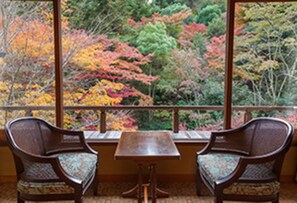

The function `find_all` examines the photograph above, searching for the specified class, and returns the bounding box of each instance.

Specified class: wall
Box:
[1,143,297,183]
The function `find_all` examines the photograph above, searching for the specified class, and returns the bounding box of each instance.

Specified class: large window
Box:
[232,2,297,128]
[61,0,226,131]
[0,1,55,125]
[1,0,296,132]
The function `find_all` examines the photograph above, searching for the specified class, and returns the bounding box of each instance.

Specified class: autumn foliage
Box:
[0,2,157,130]
[1,1,297,131]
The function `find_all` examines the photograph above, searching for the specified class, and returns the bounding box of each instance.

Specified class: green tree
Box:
[235,3,297,105]
[135,22,177,107]
[196,5,221,26]
[160,3,190,16]
[154,0,185,9]
[125,0,156,21]
[136,22,177,61]
[196,0,226,13]
[207,18,226,37]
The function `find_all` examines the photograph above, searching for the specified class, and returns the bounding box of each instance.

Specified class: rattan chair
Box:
[5,117,99,203]
[196,117,294,203]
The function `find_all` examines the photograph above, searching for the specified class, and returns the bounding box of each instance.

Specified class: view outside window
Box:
[232,2,297,127]
[62,0,226,131]
[0,2,55,125]
[1,0,296,131]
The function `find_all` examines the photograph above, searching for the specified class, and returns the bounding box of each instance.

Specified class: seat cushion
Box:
[57,152,98,187]
[17,152,97,195]
[197,153,280,196]
[223,181,280,196]
[17,180,74,195]
[198,153,240,187]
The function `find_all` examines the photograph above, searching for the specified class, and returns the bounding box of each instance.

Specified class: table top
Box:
[114,131,181,161]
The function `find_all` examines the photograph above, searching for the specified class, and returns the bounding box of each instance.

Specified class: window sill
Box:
[0,129,210,146]
[2,129,297,146]
[84,130,211,145]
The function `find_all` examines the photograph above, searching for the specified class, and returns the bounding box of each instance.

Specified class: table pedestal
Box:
[122,163,169,203]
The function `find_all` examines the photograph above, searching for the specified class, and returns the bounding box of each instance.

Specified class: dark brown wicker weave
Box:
[196,117,294,203]
[5,117,99,203]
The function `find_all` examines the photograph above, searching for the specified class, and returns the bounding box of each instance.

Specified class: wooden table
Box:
[114,131,180,203]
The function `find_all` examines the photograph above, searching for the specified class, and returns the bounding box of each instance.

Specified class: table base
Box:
[122,163,169,203]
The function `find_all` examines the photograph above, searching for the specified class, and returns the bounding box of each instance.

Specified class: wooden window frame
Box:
[11,0,297,129]
[224,0,296,129]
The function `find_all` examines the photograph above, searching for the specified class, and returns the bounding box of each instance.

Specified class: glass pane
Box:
[232,2,297,126]
[0,1,55,126]
[62,0,226,131]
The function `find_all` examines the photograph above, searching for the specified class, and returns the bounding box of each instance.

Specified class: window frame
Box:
[224,0,296,129]
[7,0,297,129]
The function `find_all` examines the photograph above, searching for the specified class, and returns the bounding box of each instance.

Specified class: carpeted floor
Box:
[1,182,297,202]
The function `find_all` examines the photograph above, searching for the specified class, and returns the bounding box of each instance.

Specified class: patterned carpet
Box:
[1,182,297,202]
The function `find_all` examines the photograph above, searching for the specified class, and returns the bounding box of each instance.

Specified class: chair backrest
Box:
[243,118,293,156]
[212,117,294,159]
[5,117,57,156]
[210,117,294,178]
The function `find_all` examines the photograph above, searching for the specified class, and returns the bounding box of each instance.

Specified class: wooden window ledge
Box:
[84,131,211,144]
[1,130,297,146]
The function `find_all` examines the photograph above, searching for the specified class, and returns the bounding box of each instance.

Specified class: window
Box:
[1,0,296,133]
[0,1,55,126]
[61,0,226,131]
[232,2,297,128]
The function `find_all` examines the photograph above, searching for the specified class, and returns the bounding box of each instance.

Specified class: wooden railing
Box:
[0,105,296,133]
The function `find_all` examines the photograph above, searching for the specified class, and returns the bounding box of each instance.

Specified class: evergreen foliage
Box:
[196,5,222,26]
[207,18,226,37]
[160,3,190,16]
[136,22,177,58]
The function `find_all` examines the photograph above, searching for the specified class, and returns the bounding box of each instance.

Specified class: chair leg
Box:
[196,167,202,196]
[75,197,82,203]
[17,197,24,203]
[17,192,24,203]
[93,171,98,196]
[214,197,223,203]
[93,161,99,196]
[17,198,24,203]
[272,193,279,203]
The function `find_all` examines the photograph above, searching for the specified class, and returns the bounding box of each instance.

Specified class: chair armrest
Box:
[197,133,217,155]
[197,129,245,156]
[49,126,97,155]
[50,126,84,136]
[214,152,282,190]
[211,127,246,137]
[197,126,252,156]
[13,148,83,187]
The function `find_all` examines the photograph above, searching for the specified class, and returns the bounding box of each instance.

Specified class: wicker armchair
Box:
[196,117,294,203]
[5,117,99,203]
